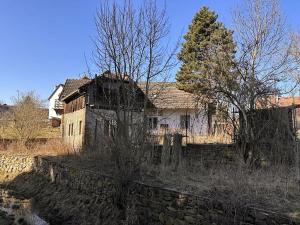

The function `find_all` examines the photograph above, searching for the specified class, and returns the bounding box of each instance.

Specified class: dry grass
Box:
[151,163,300,218]
[0,139,72,156]
[152,133,232,145]
[0,126,61,139]
[186,134,232,144]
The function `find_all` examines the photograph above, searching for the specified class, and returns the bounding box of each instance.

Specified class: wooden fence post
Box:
[172,133,183,171]
[161,134,172,169]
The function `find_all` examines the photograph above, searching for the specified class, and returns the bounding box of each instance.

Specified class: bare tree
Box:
[5,92,46,146]
[231,0,300,164]
[92,0,177,222]
[93,0,177,159]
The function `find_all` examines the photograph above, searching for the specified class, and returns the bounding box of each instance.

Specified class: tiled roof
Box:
[60,78,90,100]
[277,97,300,107]
[139,82,198,109]
[262,96,300,107]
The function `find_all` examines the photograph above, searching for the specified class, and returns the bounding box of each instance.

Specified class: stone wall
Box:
[0,154,35,180]
[33,156,299,225]
[0,154,299,225]
[133,182,298,225]
[34,156,115,194]
[185,143,235,167]
[152,143,235,167]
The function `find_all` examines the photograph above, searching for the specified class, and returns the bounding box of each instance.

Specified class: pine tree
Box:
[176,7,236,98]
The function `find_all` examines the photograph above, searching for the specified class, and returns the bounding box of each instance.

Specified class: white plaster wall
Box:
[148,109,208,136]
[48,85,63,119]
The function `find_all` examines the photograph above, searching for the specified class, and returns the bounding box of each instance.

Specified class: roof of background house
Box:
[48,84,64,100]
[276,97,300,107]
[139,82,198,109]
[0,104,11,114]
[59,77,91,101]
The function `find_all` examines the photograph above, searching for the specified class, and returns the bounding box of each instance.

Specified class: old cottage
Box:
[59,73,147,150]
[139,82,223,143]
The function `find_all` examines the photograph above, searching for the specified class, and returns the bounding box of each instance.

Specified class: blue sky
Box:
[0,0,300,104]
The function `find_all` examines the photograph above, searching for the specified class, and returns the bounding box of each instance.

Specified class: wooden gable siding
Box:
[64,95,85,114]
[86,80,145,110]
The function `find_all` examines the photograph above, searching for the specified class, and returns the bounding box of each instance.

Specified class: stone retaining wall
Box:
[0,154,35,180]
[133,182,297,225]
[34,156,299,225]
[152,144,235,167]
[34,156,115,195]
[185,144,235,167]
[0,154,299,225]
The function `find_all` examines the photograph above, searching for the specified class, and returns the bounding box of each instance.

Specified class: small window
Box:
[71,123,74,136]
[79,121,82,135]
[147,117,158,129]
[180,115,190,129]
[68,124,71,136]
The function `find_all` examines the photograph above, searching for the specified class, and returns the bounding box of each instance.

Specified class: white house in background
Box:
[48,84,64,127]
[140,82,215,141]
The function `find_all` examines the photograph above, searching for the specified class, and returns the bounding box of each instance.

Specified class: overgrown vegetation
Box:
[1,0,300,224]
[91,0,178,221]
[0,139,71,156]
[0,92,47,146]
[176,0,300,166]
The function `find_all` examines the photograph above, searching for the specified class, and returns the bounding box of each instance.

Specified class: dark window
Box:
[68,124,71,136]
[180,115,190,129]
[71,123,74,136]
[148,117,158,129]
[79,121,82,135]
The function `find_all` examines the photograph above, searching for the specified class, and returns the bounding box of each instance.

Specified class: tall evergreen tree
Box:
[176,7,236,100]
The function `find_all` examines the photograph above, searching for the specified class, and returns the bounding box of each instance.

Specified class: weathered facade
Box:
[59,77,90,150]
[60,74,146,150]
[59,75,231,149]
